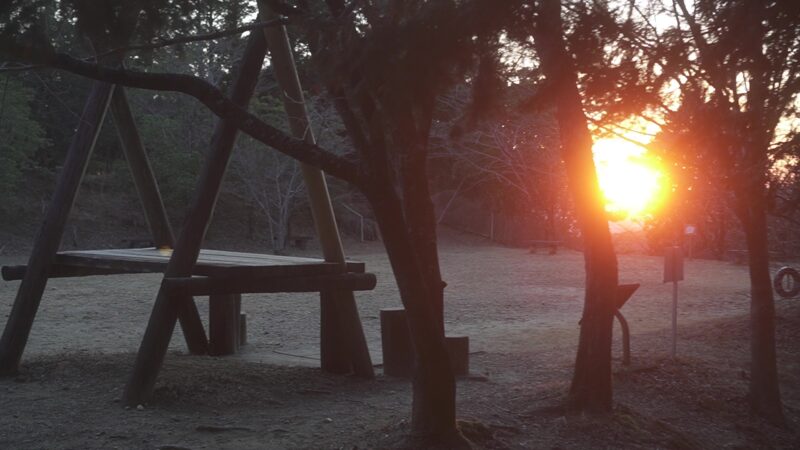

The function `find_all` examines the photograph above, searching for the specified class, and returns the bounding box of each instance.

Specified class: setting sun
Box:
[593,138,665,219]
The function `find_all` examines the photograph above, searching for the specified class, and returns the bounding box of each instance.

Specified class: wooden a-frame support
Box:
[0,16,372,402]
[123,25,373,405]
[0,81,208,374]
[261,11,374,378]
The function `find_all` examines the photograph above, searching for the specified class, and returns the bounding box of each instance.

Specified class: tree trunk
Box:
[533,0,618,412]
[735,1,785,424]
[737,193,785,425]
[367,186,466,447]
[272,215,288,252]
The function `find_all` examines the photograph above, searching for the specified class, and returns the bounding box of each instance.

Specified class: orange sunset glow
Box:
[593,138,666,219]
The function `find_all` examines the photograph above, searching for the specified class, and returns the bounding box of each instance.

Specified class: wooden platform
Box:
[1,247,376,360]
[2,248,365,281]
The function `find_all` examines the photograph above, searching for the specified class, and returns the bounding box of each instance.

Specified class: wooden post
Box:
[123,32,268,406]
[664,246,683,358]
[261,10,374,378]
[0,82,115,375]
[209,294,240,356]
[110,88,174,247]
[444,336,470,376]
[380,309,469,377]
[110,87,207,354]
[239,312,247,346]
[672,279,678,358]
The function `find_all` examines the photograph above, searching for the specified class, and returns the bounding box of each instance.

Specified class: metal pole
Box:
[672,279,678,358]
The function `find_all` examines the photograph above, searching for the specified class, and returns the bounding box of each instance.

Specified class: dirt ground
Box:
[0,231,798,449]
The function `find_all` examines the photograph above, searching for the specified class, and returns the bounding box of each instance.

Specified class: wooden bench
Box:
[289,235,313,250]
[529,240,561,255]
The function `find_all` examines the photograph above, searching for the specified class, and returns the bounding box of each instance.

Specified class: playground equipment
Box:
[774,266,800,298]
[0,18,374,407]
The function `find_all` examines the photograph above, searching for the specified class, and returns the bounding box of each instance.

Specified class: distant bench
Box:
[121,237,155,248]
[726,249,781,264]
[529,240,561,255]
[289,235,313,250]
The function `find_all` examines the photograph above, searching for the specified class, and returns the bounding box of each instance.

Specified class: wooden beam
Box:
[261,7,374,378]
[1,264,137,281]
[208,294,240,356]
[55,248,364,277]
[110,88,174,248]
[162,273,377,296]
[110,87,208,354]
[3,249,366,281]
[0,82,116,375]
[123,31,268,406]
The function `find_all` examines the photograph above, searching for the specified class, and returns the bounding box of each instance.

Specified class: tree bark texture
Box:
[738,196,784,424]
[368,186,460,443]
[293,4,461,438]
[735,0,785,424]
[533,0,619,412]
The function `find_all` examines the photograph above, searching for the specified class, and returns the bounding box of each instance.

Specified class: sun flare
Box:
[593,138,665,219]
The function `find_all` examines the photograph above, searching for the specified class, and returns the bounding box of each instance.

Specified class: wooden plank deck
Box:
[2,248,365,281]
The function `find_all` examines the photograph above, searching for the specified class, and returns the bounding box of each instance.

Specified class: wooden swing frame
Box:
[0,18,374,407]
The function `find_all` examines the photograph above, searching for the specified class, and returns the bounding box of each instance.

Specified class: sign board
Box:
[616,283,640,309]
[663,246,684,283]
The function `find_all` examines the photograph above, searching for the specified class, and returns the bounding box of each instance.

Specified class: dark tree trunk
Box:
[736,189,785,425]
[367,185,465,446]
[734,0,786,424]
[285,1,461,440]
[533,0,619,412]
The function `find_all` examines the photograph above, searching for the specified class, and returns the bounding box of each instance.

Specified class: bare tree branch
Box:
[0,62,44,72]
[94,18,289,59]
[1,38,365,186]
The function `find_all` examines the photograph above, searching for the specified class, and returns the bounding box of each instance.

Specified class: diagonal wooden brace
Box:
[122,30,269,406]
[0,82,116,375]
[262,8,374,378]
[110,87,208,355]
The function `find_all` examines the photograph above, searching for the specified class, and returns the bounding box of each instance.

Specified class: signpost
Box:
[684,225,696,259]
[663,246,684,358]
